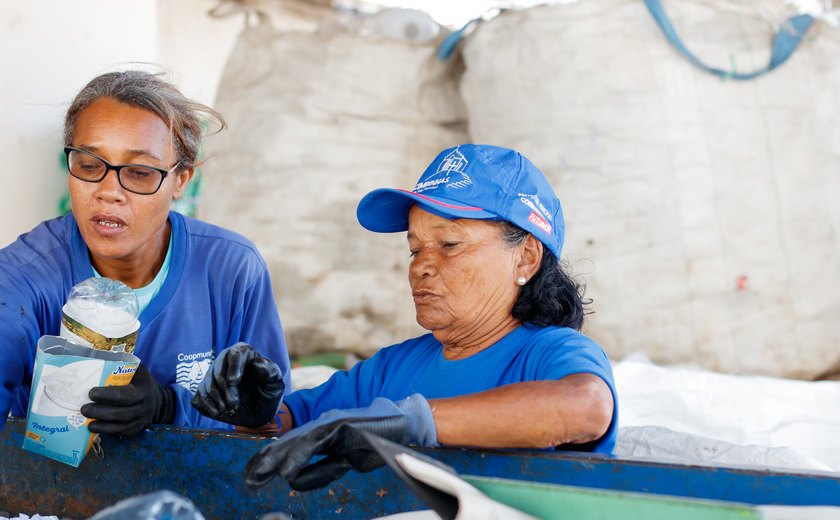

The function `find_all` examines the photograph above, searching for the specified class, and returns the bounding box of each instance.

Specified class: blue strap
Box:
[644,0,813,80]
[438,17,483,61]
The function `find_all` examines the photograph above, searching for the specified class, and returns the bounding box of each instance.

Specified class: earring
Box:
[516,276,527,286]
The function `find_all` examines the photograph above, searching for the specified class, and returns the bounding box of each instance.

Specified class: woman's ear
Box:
[172,167,195,200]
[517,235,543,280]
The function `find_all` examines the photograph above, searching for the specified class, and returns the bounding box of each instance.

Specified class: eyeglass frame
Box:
[64,146,182,195]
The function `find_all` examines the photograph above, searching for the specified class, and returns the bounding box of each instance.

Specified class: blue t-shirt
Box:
[284,324,618,453]
[0,211,290,430]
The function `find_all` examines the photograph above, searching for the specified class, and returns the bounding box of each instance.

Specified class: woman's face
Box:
[68,98,192,270]
[407,205,524,343]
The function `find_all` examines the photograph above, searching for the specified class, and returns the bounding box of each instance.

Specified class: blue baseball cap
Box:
[356,144,564,258]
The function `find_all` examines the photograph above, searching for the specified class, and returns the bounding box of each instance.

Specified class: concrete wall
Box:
[0,0,242,247]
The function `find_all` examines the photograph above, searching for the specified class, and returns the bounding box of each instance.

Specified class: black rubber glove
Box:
[244,394,437,490]
[81,363,176,437]
[190,342,285,428]
[245,416,408,491]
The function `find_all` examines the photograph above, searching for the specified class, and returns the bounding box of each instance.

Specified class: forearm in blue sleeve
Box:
[234,272,292,397]
[283,356,380,427]
[0,285,41,429]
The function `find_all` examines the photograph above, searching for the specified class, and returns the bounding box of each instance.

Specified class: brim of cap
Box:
[357,188,498,232]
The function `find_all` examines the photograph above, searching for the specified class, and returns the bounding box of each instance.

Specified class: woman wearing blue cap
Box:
[192,144,617,491]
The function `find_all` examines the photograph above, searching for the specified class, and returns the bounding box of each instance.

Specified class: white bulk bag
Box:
[461,0,840,378]
[201,17,467,356]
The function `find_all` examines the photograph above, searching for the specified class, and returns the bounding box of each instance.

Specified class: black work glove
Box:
[244,394,437,491]
[190,342,285,428]
[81,363,176,437]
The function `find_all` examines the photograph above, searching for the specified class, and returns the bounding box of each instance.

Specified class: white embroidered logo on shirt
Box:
[175,350,213,393]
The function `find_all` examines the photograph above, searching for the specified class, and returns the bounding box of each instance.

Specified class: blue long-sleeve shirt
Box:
[0,211,290,430]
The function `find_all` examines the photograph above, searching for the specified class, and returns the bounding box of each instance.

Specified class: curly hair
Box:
[63,70,225,170]
[499,221,589,330]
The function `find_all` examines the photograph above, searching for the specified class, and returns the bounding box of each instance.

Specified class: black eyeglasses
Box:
[64,147,181,195]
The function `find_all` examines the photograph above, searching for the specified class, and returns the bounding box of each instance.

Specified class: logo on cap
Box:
[416,147,472,193]
[437,148,468,176]
[528,211,552,234]
[520,194,553,234]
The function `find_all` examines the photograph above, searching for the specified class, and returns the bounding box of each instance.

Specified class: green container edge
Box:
[463,475,761,520]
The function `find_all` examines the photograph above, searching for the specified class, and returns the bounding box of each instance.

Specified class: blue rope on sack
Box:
[438,17,483,60]
[644,0,814,80]
[437,9,506,61]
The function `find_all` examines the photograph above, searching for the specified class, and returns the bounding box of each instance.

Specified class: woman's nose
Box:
[409,249,437,278]
[94,169,127,201]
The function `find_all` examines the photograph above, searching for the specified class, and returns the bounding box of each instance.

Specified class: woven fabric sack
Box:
[201,17,467,356]
[461,0,840,377]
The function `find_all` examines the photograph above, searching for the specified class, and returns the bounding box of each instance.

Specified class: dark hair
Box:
[63,70,226,170]
[499,221,589,330]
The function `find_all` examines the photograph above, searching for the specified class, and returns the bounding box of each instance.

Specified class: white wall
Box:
[0,0,243,247]
[156,0,244,108]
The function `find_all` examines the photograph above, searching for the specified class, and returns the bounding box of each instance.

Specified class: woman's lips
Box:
[412,289,438,304]
[91,214,127,236]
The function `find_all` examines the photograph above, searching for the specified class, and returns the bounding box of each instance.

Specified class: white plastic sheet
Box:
[615,356,840,471]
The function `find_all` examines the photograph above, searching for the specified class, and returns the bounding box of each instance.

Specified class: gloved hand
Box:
[81,363,175,437]
[190,342,285,428]
[244,393,437,490]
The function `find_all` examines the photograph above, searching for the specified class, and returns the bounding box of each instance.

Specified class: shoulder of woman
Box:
[524,324,603,350]
[179,214,265,260]
[2,215,74,270]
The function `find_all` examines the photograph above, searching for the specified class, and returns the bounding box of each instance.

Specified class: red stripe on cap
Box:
[399,189,484,211]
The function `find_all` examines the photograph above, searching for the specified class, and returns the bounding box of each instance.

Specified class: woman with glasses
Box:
[0,71,290,436]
